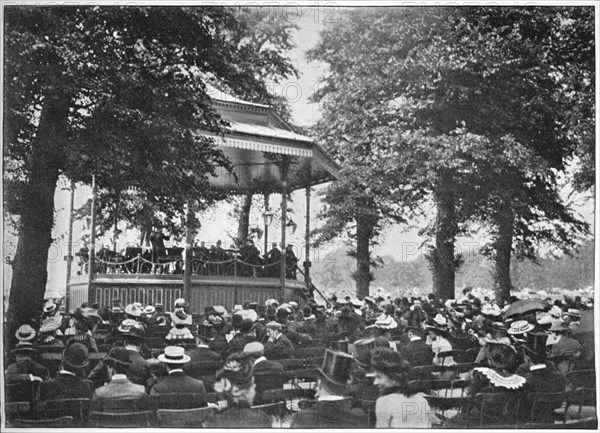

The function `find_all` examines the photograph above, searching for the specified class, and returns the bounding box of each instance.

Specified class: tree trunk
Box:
[6,91,70,348]
[236,191,253,246]
[432,170,457,299]
[494,198,514,306]
[355,216,372,299]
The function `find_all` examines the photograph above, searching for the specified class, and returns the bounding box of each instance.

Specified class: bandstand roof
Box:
[205,92,340,193]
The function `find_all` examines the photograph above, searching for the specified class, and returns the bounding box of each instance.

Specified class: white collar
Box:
[168,369,183,375]
[111,374,128,381]
[197,343,209,348]
[59,369,76,376]
[410,336,422,342]
[254,356,267,365]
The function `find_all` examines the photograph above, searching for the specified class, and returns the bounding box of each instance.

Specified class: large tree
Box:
[3,6,296,343]
[308,7,592,301]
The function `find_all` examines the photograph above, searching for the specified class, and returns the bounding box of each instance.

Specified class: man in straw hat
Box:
[291,349,369,428]
[150,345,206,399]
[91,347,148,402]
[37,343,93,402]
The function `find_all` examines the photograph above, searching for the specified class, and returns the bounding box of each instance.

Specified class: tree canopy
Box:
[3,6,298,341]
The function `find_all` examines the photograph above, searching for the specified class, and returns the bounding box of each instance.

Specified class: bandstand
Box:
[66,90,340,313]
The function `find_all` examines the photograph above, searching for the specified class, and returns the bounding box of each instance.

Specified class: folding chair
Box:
[464,347,481,363]
[157,406,215,427]
[6,380,38,405]
[278,358,305,370]
[411,364,447,380]
[473,392,522,428]
[10,416,74,427]
[565,369,596,391]
[259,388,315,411]
[36,397,91,424]
[424,395,474,427]
[5,401,31,422]
[563,388,596,422]
[90,396,152,414]
[408,379,454,396]
[294,347,326,359]
[526,391,566,423]
[437,350,464,366]
[152,392,206,410]
[88,410,155,427]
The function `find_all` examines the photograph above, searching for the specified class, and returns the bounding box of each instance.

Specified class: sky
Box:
[3,5,596,298]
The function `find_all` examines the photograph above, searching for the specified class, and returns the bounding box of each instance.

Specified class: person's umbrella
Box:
[504,298,547,319]
[572,310,595,364]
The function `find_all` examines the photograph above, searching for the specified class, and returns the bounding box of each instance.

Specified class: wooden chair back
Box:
[156,406,215,427]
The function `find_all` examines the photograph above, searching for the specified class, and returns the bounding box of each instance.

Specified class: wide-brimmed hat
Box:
[63,342,90,368]
[536,312,553,325]
[158,345,190,364]
[368,315,398,330]
[124,303,143,317]
[174,298,188,309]
[170,310,192,326]
[242,309,258,323]
[507,320,535,335]
[548,321,568,332]
[425,314,449,334]
[481,304,502,317]
[106,347,132,365]
[567,309,581,318]
[265,298,279,308]
[39,314,63,333]
[118,319,146,339]
[216,353,254,386]
[318,349,354,387]
[15,324,36,341]
[482,336,517,353]
[289,301,298,309]
[548,305,563,319]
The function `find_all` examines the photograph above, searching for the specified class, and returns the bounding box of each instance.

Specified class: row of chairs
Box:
[423,387,597,428]
[6,389,321,428]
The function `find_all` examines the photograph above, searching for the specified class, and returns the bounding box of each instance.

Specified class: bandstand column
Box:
[87,175,97,294]
[264,193,270,255]
[183,199,194,301]
[304,185,311,289]
[280,179,288,299]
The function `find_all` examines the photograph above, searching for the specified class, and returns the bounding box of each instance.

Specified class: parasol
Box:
[504,298,547,319]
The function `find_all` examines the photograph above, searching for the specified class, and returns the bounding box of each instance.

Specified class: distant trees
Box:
[309,7,593,301]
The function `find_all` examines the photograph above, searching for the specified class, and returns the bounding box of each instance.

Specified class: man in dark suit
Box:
[264,321,294,360]
[150,346,206,401]
[185,334,223,363]
[291,350,369,428]
[36,343,93,402]
[243,341,284,400]
[399,327,433,366]
[91,347,148,402]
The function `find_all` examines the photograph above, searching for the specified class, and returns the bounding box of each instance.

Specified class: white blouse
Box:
[375,392,433,428]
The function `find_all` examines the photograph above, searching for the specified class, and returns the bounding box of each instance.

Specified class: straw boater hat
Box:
[124,303,143,318]
[118,319,146,339]
[43,300,58,315]
[213,305,227,316]
[536,312,553,325]
[143,305,156,315]
[507,320,535,335]
[158,346,191,364]
[15,324,36,341]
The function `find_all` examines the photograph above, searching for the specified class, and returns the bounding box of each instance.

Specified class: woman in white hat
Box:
[425,314,456,368]
[37,314,65,348]
[166,309,195,344]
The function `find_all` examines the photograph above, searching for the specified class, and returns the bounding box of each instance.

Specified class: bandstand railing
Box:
[76,253,298,279]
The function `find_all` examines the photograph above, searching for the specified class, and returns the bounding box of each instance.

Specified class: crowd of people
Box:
[4,288,596,428]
